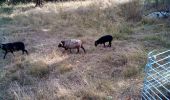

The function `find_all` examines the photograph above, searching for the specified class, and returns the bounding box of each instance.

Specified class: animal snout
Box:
[58,43,63,47]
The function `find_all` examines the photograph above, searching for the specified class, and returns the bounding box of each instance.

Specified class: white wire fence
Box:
[142,50,170,100]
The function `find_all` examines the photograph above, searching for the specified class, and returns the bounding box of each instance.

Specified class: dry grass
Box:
[57,62,73,74]
[75,89,106,100]
[0,0,169,100]
[123,65,139,78]
[117,0,143,21]
[102,49,146,79]
[143,32,170,48]
[27,61,49,78]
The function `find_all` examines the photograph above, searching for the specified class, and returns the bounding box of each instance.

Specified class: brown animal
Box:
[58,39,86,53]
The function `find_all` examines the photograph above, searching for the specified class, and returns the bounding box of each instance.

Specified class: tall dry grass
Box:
[0,0,146,100]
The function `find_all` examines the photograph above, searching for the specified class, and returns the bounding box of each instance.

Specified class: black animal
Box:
[95,35,113,47]
[0,42,28,59]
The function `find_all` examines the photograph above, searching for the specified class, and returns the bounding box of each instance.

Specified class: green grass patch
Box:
[111,32,130,40]
[110,23,133,40]
[0,6,13,14]
[143,33,170,48]
[0,17,13,25]
[141,18,157,25]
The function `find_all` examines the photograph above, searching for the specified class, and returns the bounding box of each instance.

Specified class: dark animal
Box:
[0,42,28,59]
[95,35,113,47]
[58,39,86,53]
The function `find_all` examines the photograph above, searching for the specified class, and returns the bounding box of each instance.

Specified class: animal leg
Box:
[65,48,68,50]
[103,43,106,47]
[3,51,7,59]
[77,48,80,53]
[10,50,15,56]
[24,50,28,55]
[62,48,68,53]
[109,41,112,47]
[81,46,86,53]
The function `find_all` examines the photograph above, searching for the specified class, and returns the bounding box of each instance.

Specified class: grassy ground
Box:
[0,0,169,100]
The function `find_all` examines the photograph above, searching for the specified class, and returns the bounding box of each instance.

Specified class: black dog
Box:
[0,42,28,59]
[95,35,113,47]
